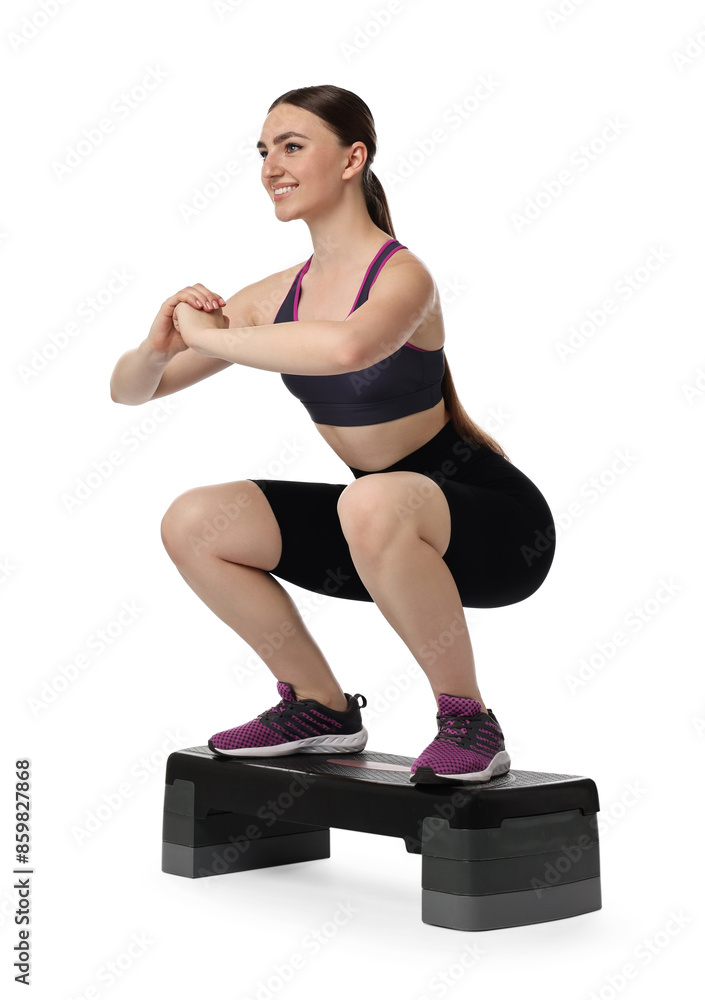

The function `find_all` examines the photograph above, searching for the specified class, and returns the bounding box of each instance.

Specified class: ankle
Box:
[324,697,350,712]
[294,689,349,712]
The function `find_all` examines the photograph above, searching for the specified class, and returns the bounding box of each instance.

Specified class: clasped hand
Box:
[173,300,230,357]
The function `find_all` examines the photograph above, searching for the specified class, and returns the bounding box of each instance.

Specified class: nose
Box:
[261,153,283,182]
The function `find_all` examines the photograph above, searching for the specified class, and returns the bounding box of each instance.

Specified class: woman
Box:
[110,84,556,784]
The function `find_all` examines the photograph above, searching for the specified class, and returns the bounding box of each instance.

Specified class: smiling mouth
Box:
[273,184,298,200]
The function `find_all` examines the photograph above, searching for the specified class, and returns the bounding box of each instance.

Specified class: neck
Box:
[303,189,392,275]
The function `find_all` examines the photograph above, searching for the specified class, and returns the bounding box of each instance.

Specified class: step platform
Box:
[162,747,601,931]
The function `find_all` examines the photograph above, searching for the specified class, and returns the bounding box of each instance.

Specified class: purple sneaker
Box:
[410,694,511,783]
[208,680,368,757]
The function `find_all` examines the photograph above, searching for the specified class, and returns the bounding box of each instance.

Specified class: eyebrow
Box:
[256,131,310,150]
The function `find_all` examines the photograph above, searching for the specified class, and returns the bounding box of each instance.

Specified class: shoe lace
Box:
[258,699,297,723]
[436,712,475,744]
[437,711,503,756]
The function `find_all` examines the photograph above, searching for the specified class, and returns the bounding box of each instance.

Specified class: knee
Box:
[160,488,211,562]
[337,478,406,558]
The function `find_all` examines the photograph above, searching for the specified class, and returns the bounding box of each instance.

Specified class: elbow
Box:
[336,335,362,375]
[110,385,140,405]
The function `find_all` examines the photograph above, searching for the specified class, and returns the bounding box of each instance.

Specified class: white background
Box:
[3,0,704,997]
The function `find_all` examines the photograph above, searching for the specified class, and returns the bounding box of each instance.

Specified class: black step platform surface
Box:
[162,747,601,931]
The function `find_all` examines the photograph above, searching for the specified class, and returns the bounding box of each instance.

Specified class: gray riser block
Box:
[421,810,599,860]
[162,829,330,878]
[423,841,600,895]
[422,876,602,931]
[163,806,328,849]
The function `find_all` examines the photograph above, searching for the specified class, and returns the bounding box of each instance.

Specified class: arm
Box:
[110,339,184,405]
[110,280,256,404]
[175,254,436,374]
[174,304,356,375]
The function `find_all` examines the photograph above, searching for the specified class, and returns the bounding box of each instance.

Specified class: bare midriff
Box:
[314,400,452,472]
[266,244,448,472]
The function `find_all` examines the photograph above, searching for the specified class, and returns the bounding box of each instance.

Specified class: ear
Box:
[342,140,368,182]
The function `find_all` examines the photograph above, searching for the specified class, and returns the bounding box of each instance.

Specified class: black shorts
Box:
[248,418,556,609]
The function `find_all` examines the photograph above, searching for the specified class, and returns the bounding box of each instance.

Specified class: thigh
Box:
[439,477,556,609]
[161,478,283,569]
[247,479,376,603]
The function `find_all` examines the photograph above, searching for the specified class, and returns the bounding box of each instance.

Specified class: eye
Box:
[259,143,302,160]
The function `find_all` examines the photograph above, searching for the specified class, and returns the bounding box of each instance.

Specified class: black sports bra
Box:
[273,238,445,426]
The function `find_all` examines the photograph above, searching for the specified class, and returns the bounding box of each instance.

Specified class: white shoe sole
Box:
[436,750,511,781]
[411,750,511,783]
[210,726,368,757]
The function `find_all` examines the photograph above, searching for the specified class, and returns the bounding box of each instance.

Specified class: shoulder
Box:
[372,245,437,305]
[234,259,309,328]
[357,245,444,350]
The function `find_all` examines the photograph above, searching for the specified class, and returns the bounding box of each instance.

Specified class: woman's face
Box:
[258,103,365,221]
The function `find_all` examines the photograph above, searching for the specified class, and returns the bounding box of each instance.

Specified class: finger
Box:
[175,286,211,309]
[164,290,202,311]
[186,287,209,309]
[164,292,188,310]
[191,284,226,310]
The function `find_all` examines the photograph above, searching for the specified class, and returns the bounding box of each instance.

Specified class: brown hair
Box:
[267,84,509,460]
